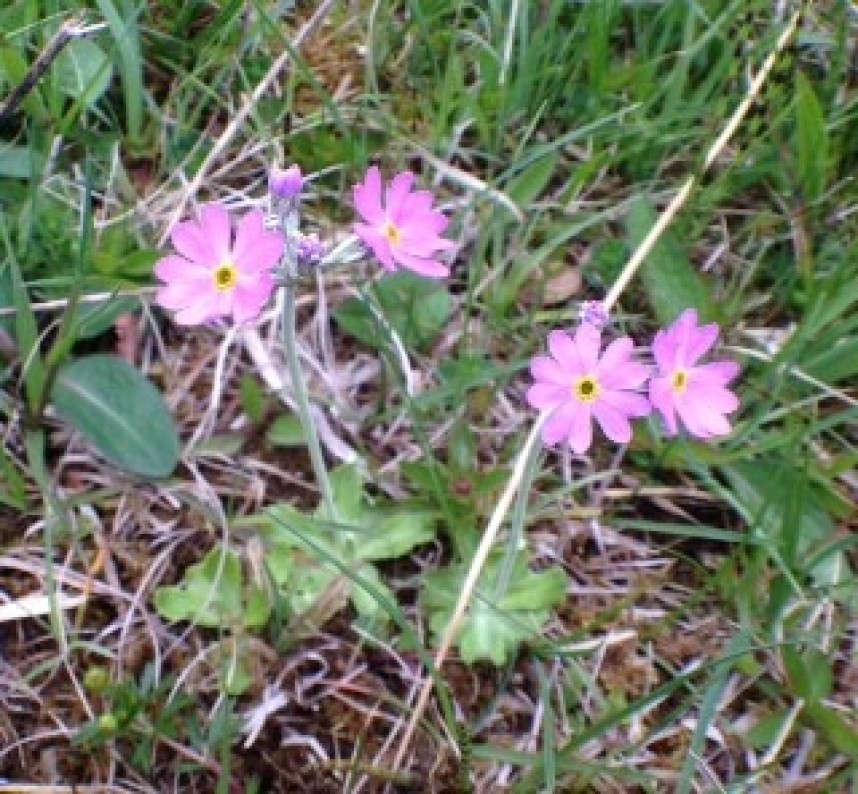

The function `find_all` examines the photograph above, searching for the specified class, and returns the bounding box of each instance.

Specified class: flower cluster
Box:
[152,163,739,447]
[154,164,455,325]
[527,308,740,451]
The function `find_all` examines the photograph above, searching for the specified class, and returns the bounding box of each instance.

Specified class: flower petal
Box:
[676,395,732,438]
[547,330,586,374]
[354,223,396,270]
[232,211,284,273]
[649,376,679,435]
[155,272,212,310]
[198,203,233,262]
[600,359,650,390]
[573,324,601,371]
[173,289,229,325]
[600,388,651,419]
[566,404,594,454]
[687,381,739,415]
[170,219,218,267]
[386,171,417,222]
[231,274,275,323]
[684,321,719,365]
[353,166,385,225]
[399,229,456,256]
[541,404,575,446]
[530,356,569,385]
[526,381,569,410]
[596,336,633,374]
[592,401,633,444]
[391,248,449,278]
[154,254,209,283]
[693,360,740,385]
[652,326,680,373]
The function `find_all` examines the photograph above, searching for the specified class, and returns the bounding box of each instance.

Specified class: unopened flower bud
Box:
[579,300,609,331]
[268,164,303,199]
[295,232,326,267]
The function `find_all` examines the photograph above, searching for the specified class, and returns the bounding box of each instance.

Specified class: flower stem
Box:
[281,277,338,520]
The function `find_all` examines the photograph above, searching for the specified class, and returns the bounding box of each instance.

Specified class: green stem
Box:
[281,278,338,520]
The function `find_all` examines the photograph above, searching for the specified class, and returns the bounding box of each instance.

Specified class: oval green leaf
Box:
[51,354,180,477]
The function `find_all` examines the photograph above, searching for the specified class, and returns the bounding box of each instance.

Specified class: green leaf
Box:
[53,38,112,105]
[93,0,144,141]
[802,335,858,384]
[349,563,397,627]
[0,143,45,179]
[153,548,269,629]
[0,443,27,510]
[51,354,180,477]
[504,152,557,209]
[265,415,306,447]
[325,463,365,524]
[423,551,568,665]
[721,459,833,554]
[0,258,15,337]
[0,41,47,121]
[354,507,437,561]
[255,466,438,623]
[782,646,833,703]
[219,643,253,696]
[721,459,854,600]
[240,374,267,425]
[71,296,139,341]
[794,72,828,203]
[334,272,452,350]
[7,258,45,413]
[744,709,793,750]
[626,195,714,325]
[803,701,858,759]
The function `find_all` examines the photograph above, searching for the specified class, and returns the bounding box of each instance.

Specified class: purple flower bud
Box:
[268,164,303,199]
[295,232,326,268]
[579,300,609,331]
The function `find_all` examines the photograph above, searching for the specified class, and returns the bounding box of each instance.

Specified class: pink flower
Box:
[155,203,283,325]
[352,166,455,278]
[648,309,740,439]
[527,325,651,454]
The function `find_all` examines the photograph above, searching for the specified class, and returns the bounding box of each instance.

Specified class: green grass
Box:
[1,0,857,790]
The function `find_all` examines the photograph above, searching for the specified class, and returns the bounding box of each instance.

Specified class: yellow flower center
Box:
[671,369,689,393]
[573,375,601,404]
[213,262,238,292]
[383,221,401,247]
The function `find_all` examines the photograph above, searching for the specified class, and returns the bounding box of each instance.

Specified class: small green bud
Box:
[84,667,111,693]
[98,713,118,735]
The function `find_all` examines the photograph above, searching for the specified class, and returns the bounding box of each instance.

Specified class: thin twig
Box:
[0,17,108,124]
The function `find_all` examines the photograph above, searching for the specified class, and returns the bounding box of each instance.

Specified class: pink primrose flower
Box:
[648,309,740,439]
[527,325,651,454]
[352,166,455,278]
[155,203,283,325]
